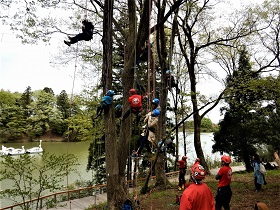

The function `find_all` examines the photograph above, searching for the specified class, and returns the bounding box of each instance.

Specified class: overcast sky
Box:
[1,0,261,123]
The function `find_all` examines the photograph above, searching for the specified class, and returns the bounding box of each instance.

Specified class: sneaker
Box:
[64,40,71,46]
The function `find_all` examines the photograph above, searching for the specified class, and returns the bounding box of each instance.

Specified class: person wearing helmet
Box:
[136,40,153,65]
[165,70,180,94]
[141,108,160,148]
[64,19,94,46]
[177,156,187,190]
[151,98,161,112]
[115,104,122,118]
[122,88,144,125]
[191,157,201,171]
[95,90,115,119]
[179,164,215,210]
[215,155,233,210]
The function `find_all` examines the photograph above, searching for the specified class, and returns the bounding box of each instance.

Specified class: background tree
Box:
[212,47,262,172]
[0,153,78,210]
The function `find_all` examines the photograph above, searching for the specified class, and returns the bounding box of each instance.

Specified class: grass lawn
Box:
[89,169,280,209]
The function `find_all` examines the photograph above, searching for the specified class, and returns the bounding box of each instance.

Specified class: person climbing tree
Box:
[64,19,94,46]
[165,70,180,94]
[94,90,115,119]
[122,88,145,125]
[151,98,160,112]
[132,109,160,157]
[159,136,175,156]
[132,129,151,157]
[136,40,153,65]
[177,155,187,190]
[115,104,122,118]
[143,109,160,150]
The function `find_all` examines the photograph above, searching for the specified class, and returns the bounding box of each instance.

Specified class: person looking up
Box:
[177,155,187,190]
[215,155,233,210]
[179,164,215,210]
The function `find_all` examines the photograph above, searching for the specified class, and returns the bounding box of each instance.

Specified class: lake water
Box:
[0,132,218,208]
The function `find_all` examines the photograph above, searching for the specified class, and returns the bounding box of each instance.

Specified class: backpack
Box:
[259,163,266,174]
[122,199,133,210]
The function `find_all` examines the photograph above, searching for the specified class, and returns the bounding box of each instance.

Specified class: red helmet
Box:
[221,155,231,164]
[129,89,136,95]
[191,164,206,180]
[182,156,187,160]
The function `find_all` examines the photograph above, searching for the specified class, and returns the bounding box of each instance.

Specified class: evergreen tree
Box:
[56,90,70,119]
[212,46,261,172]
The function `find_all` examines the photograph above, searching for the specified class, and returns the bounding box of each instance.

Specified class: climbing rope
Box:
[65,41,79,209]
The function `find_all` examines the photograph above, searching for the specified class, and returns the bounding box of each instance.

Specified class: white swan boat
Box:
[0,145,15,156]
[26,140,43,154]
[8,146,25,156]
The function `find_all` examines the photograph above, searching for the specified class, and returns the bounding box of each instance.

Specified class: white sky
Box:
[0,29,83,95]
[1,0,261,123]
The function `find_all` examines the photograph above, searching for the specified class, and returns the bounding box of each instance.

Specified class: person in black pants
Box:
[64,19,94,46]
[215,155,233,210]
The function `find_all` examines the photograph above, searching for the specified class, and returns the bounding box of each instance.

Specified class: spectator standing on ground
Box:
[215,155,233,210]
[177,156,187,190]
[179,164,215,210]
[274,151,280,168]
[252,154,265,192]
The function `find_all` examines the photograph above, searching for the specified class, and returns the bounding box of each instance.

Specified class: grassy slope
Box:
[90,169,280,210]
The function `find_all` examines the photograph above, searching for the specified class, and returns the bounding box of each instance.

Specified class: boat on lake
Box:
[26,140,43,154]
[8,146,25,156]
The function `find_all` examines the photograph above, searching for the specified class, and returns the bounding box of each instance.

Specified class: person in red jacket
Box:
[179,164,215,210]
[215,155,233,210]
[177,156,187,190]
[122,88,144,125]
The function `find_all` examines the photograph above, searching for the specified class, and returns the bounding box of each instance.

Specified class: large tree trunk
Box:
[155,0,169,187]
[189,63,210,174]
[102,0,124,209]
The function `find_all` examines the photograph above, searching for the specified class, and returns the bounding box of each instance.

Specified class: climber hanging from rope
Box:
[64,19,94,46]
[132,109,160,157]
[94,90,115,119]
[136,40,153,66]
[165,70,180,94]
[122,88,146,125]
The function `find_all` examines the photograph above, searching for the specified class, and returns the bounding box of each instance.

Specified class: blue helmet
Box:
[152,98,160,105]
[166,70,171,74]
[107,90,115,96]
[152,109,160,117]
[115,104,122,110]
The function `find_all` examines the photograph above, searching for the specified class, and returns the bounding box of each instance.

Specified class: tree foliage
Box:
[212,47,280,172]
[0,153,78,210]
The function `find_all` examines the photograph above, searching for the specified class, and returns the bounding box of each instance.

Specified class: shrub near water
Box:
[0,153,78,210]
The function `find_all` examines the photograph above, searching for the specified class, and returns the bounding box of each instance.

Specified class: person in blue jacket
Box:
[252,154,265,191]
[95,90,115,119]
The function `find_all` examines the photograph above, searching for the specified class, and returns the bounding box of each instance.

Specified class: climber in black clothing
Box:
[64,19,94,46]
[165,70,180,94]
